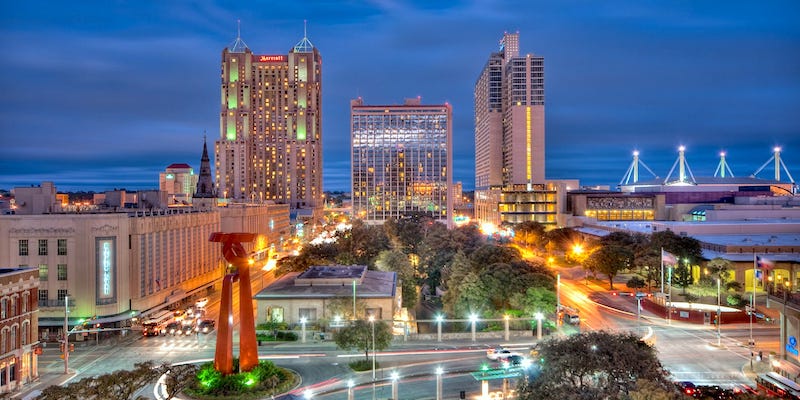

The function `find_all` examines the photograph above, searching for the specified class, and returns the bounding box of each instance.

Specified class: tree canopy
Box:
[518,331,679,400]
[333,320,393,360]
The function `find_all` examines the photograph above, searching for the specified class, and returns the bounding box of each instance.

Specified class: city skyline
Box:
[1,1,799,193]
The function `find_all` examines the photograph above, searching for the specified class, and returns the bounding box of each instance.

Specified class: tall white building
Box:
[475,32,554,227]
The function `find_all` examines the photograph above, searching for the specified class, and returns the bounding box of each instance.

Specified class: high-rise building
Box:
[216,26,322,217]
[474,32,554,227]
[351,97,453,227]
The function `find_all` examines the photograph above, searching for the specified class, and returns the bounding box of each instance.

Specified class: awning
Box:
[85,311,139,325]
[38,317,88,327]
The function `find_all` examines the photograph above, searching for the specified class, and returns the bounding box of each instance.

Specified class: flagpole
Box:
[660,247,665,295]
[668,266,672,325]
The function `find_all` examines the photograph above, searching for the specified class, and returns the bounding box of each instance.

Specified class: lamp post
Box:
[783,281,790,360]
[504,315,510,341]
[436,315,443,342]
[469,314,478,342]
[534,312,543,340]
[369,315,376,381]
[63,295,69,374]
[667,266,673,325]
[300,317,307,344]
[435,367,443,400]
[716,278,721,347]
[556,273,561,312]
[390,371,399,400]
[347,379,354,400]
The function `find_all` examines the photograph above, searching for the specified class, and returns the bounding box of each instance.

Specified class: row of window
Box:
[18,239,67,256]
[0,292,31,320]
[37,264,67,281]
[0,323,30,354]
[38,289,69,303]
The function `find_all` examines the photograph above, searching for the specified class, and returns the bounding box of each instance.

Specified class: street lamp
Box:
[534,312,543,340]
[390,371,399,400]
[716,278,722,347]
[469,314,478,342]
[369,315,376,381]
[63,294,69,374]
[300,317,307,344]
[435,315,443,342]
[435,367,443,400]
[347,379,354,400]
[504,314,510,341]
[556,273,561,312]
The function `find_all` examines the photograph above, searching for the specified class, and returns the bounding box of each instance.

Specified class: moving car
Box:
[163,321,182,336]
[500,354,527,369]
[195,297,209,309]
[196,319,215,334]
[487,347,520,361]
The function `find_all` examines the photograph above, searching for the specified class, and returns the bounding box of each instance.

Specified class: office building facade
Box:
[216,30,322,216]
[351,97,453,227]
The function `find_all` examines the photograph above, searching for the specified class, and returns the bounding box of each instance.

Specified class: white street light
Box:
[435,315,443,342]
[369,315,376,382]
[717,278,722,346]
[300,317,307,344]
[504,315,510,341]
[347,379,354,400]
[390,371,399,400]
[469,314,478,342]
[435,367,443,400]
[534,312,543,340]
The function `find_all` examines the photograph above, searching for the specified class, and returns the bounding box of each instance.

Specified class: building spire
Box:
[293,19,314,53]
[227,19,249,53]
[194,135,216,199]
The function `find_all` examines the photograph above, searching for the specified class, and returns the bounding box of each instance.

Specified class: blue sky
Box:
[1,1,798,192]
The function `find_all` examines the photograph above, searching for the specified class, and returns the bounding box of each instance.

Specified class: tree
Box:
[334,320,393,361]
[162,363,199,399]
[325,296,369,320]
[584,245,633,290]
[626,276,646,291]
[38,361,163,400]
[514,221,547,251]
[375,249,417,308]
[674,263,693,294]
[509,286,557,317]
[517,331,679,400]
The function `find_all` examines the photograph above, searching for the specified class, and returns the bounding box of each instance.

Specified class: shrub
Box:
[726,293,743,307]
[349,359,377,371]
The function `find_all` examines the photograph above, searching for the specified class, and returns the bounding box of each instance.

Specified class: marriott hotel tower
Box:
[216,29,322,217]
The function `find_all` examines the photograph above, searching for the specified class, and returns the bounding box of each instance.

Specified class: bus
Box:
[756,372,800,399]
[141,310,174,337]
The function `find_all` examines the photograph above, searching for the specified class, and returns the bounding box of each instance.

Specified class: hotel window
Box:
[11,326,16,350]
[21,293,28,313]
[0,299,5,319]
[39,264,48,281]
[58,239,67,255]
[18,240,28,256]
[38,290,48,305]
[38,239,48,256]
[57,264,67,281]
[57,289,68,302]
[10,298,16,317]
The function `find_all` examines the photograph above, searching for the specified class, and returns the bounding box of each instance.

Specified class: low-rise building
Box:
[0,267,39,395]
[254,265,399,325]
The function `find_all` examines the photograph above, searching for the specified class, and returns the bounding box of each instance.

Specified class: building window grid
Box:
[57,289,68,301]
[38,264,48,281]
[38,239,48,256]
[57,264,67,281]
[18,240,28,256]
[38,290,48,304]
[57,239,67,255]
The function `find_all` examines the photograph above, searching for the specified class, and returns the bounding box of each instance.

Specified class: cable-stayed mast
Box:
[752,147,795,183]
[713,151,735,178]
[663,145,696,185]
[620,150,659,185]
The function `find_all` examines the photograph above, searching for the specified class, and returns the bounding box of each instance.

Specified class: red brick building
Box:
[0,267,39,394]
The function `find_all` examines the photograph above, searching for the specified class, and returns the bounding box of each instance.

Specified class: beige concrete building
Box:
[0,184,290,338]
[254,265,399,325]
[159,163,198,206]
[0,267,38,395]
[216,29,323,219]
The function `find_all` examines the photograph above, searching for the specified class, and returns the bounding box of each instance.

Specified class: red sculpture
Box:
[209,232,259,374]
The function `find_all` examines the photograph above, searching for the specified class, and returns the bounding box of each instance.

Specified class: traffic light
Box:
[69,343,75,352]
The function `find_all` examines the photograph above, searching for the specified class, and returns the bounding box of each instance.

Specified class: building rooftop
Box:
[255,265,396,299]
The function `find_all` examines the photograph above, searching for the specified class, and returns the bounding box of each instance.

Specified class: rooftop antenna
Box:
[620,150,658,185]
[713,151,735,178]
[293,19,314,52]
[663,145,696,185]
[228,19,249,52]
[752,147,795,183]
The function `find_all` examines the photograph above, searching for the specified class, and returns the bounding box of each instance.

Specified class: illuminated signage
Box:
[254,54,286,62]
[96,237,116,302]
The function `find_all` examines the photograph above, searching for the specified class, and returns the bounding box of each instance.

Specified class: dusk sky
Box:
[1,1,798,193]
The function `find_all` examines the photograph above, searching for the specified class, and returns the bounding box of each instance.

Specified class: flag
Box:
[757,256,775,270]
[661,249,678,265]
